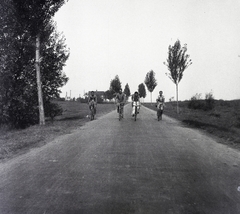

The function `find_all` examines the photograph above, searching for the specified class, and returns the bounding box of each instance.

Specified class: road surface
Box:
[0,105,240,214]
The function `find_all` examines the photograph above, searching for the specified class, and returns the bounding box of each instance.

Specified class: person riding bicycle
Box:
[156,90,165,113]
[115,89,126,114]
[88,91,97,114]
[131,91,140,117]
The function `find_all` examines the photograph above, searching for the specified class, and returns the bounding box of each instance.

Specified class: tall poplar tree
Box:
[164,40,192,113]
[138,83,146,102]
[110,75,122,94]
[123,83,131,100]
[144,70,157,103]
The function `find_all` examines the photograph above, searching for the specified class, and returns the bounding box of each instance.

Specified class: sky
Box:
[54,0,240,102]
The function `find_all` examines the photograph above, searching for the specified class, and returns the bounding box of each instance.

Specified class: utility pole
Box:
[35,34,45,125]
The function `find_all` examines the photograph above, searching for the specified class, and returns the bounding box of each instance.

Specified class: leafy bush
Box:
[8,98,39,129]
[188,99,205,110]
[188,94,205,110]
[205,92,215,110]
[45,102,63,121]
[188,92,215,111]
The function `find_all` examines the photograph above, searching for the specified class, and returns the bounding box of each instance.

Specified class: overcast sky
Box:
[54,0,240,101]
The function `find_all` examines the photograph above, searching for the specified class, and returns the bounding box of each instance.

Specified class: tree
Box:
[0,0,17,124]
[123,83,131,100]
[110,75,122,94]
[138,83,146,101]
[13,0,68,125]
[104,90,114,101]
[205,91,215,110]
[164,39,192,114]
[0,0,39,127]
[144,70,157,103]
[0,0,69,128]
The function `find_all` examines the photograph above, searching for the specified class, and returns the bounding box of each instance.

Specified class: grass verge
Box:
[0,102,116,162]
[143,100,240,150]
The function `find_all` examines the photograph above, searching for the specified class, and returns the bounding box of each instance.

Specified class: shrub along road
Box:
[0,105,240,213]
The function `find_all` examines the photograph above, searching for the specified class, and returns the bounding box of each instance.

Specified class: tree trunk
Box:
[176,82,179,114]
[35,34,45,125]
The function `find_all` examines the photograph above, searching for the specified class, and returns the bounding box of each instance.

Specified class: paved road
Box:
[0,105,240,214]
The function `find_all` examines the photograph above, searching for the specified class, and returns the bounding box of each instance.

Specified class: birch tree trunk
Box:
[35,34,45,125]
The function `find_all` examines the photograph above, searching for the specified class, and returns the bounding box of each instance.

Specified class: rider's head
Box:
[134,91,138,95]
[119,89,122,94]
[159,91,163,95]
[91,91,94,95]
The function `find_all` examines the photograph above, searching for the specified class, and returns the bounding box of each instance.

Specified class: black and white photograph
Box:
[0,0,240,213]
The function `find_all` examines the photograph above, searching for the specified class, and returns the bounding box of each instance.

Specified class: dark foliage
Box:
[205,92,215,110]
[144,70,157,93]
[104,90,114,101]
[188,99,205,110]
[45,102,63,121]
[188,92,215,111]
[164,40,192,85]
[110,75,122,94]
[144,70,157,103]
[138,83,146,98]
[0,0,69,128]
[123,83,131,99]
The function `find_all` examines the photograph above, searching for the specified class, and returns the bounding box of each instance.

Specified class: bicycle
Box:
[89,103,95,121]
[132,101,140,121]
[118,103,124,121]
[157,103,163,121]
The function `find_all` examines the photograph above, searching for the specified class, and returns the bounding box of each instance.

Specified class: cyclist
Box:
[156,90,165,115]
[115,89,126,115]
[131,91,141,117]
[88,91,97,114]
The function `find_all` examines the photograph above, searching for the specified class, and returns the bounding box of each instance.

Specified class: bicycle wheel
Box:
[119,106,121,121]
[157,108,162,121]
[134,106,137,121]
[91,107,94,120]
[157,108,160,121]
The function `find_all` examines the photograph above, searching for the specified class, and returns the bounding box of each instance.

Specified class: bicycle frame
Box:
[90,103,95,120]
[118,103,124,121]
[133,101,140,121]
[157,103,163,121]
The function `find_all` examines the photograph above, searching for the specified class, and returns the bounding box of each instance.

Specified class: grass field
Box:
[0,101,116,162]
[143,100,240,150]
